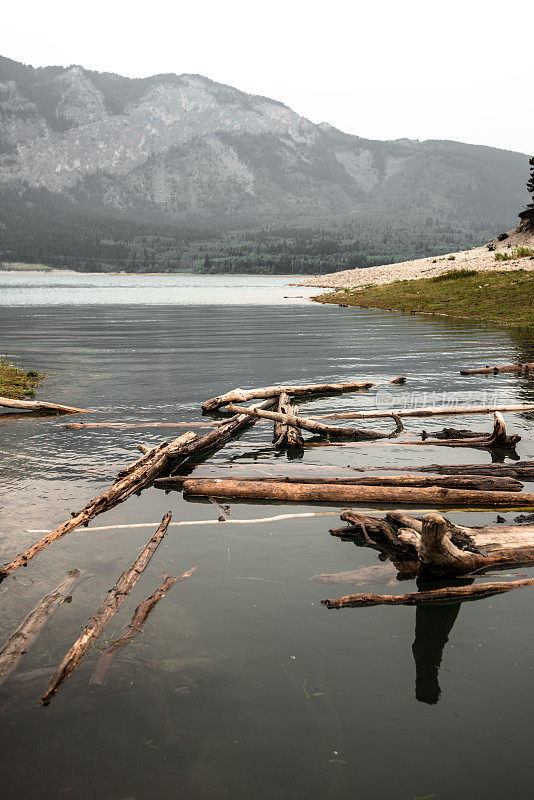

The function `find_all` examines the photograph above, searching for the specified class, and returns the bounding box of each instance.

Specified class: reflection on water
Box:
[1,276,534,800]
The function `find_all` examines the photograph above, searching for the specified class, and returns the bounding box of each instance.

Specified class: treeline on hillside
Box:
[0,186,501,274]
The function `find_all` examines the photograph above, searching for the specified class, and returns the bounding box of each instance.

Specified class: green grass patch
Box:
[315,269,534,327]
[495,247,534,261]
[0,358,45,399]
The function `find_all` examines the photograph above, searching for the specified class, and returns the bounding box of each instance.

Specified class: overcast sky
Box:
[2,0,533,154]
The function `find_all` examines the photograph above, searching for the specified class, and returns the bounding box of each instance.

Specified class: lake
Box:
[1,272,533,800]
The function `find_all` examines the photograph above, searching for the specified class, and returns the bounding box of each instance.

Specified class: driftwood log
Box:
[226,403,402,440]
[460,362,534,375]
[0,396,87,415]
[41,513,173,704]
[322,578,534,608]
[0,569,87,686]
[0,431,197,579]
[272,392,304,448]
[352,461,534,479]
[201,380,388,411]
[180,478,534,508]
[310,403,534,421]
[156,473,523,492]
[89,567,195,686]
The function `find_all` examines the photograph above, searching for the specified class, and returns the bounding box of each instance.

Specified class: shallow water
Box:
[0,274,533,800]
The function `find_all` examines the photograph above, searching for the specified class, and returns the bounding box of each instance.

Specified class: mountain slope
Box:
[0,55,530,270]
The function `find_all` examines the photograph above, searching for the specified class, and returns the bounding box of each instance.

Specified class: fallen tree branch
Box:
[89,567,195,686]
[0,396,87,415]
[272,392,304,448]
[460,362,534,376]
[321,577,534,608]
[0,569,88,686]
[309,403,534,421]
[0,431,197,579]
[201,379,406,411]
[41,513,173,704]
[226,403,400,440]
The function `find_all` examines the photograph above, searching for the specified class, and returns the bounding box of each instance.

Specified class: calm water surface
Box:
[1,273,533,800]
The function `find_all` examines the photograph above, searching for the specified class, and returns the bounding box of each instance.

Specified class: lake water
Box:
[1,272,534,800]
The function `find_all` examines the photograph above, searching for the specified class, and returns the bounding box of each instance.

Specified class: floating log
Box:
[321,578,534,608]
[156,474,523,492]
[460,362,534,376]
[63,421,217,430]
[89,567,195,686]
[0,431,197,579]
[181,478,534,508]
[0,569,87,686]
[0,396,87,415]
[226,403,401,440]
[352,461,534,479]
[41,513,172,704]
[310,403,534,421]
[201,379,406,411]
[272,392,304,448]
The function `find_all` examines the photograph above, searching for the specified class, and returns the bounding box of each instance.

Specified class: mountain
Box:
[0,55,530,271]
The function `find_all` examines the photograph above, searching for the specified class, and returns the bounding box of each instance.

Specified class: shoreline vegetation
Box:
[0,357,44,399]
[314,268,534,328]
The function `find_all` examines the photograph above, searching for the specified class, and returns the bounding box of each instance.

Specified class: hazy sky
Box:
[2,0,533,153]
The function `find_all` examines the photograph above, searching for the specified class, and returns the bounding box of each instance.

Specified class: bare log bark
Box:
[0,396,87,415]
[156,474,523,492]
[227,403,398,440]
[41,513,172,703]
[321,578,534,608]
[89,567,195,686]
[180,478,534,508]
[460,362,534,375]
[0,431,197,579]
[0,569,87,686]
[272,393,305,448]
[310,403,534,421]
[352,461,534,479]
[201,380,383,411]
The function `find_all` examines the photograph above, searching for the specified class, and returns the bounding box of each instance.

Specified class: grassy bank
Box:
[0,358,44,399]
[314,269,534,327]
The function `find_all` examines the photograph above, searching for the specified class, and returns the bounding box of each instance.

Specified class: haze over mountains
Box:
[0,55,529,272]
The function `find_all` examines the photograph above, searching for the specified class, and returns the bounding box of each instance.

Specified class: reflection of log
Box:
[412,593,463,704]
[311,403,534,420]
[460,362,534,375]
[0,569,87,686]
[41,513,172,704]
[89,567,195,686]
[321,577,534,608]
[181,478,534,508]
[353,461,534,479]
[273,393,304,448]
[227,403,399,440]
[157,474,523,492]
[0,431,196,579]
[202,380,384,410]
[0,396,87,415]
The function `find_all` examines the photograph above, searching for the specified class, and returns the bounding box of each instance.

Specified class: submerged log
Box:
[226,403,401,440]
[63,421,217,429]
[352,461,534,479]
[156,473,523,492]
[460,362,534,375]
[272,392,305,448]
[0,431,197,579]
[201,379,385,411]
[41,513,172,704]
[181,478,534,508]
[89,567,195,686]
[0,396,87,415]
[321,578,534,608]
[0,569,87,686]
[310,403,534,421]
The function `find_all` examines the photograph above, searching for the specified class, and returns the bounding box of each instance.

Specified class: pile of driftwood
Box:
[2,370,534,705]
